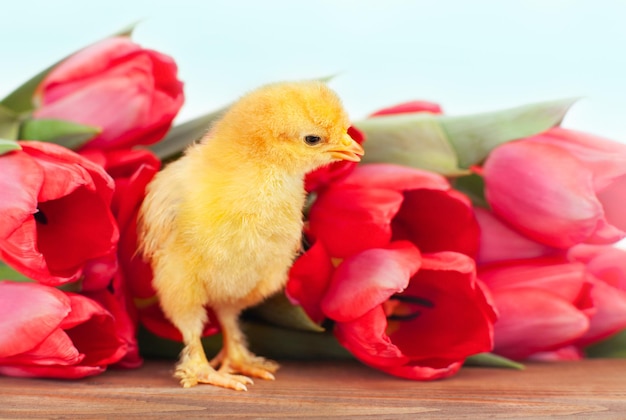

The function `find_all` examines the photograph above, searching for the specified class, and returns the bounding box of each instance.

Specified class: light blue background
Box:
[1,0,625,142]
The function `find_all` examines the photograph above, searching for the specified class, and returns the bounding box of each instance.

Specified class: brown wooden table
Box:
[1,359,625,418]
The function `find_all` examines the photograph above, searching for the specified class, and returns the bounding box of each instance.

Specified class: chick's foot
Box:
[174,359,253,391]
[210,348,280,381]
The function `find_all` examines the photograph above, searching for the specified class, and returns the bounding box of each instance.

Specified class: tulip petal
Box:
[0,152,42,239]
[334,306,409,368]
[392,188,479,257]
[19,141,114,203]
[36,187,118,278]
[60,294,127,367]
[389,252,495,361]
[310,187,403,258]
[0,218,81,284]
[138,303,219,342]
[1,328,82,366]
[321,242,421,322]
[36,37,141,101]
[36,63,154,148]
[578,278,626,346]
[335,306,464,380]
[382,360,463,381]
[84,285,142,369]
[115,165,159,301]
[528,346,584,361]
[369,101,443,117]
[568,244,626,290]
[286,240,334,324]
[340,164,450,192]
[0,364,105,379]
[596,174,626,236]
[0,282,70,358]
[475,207,558,264]
[492,288,589,360]
[24,146,96,201]
[529,128,626,192]
[479,259,591,307]
[484,141,603,248]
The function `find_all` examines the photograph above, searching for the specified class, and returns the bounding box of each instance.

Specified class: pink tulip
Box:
[567,244,626,346]
[0,281,126,378]
[369,100,443,117]
[474,207,560,264]
[479,258,595,360]
[483,128,626,248]
[34,37,184,151]
[0,141,118,286]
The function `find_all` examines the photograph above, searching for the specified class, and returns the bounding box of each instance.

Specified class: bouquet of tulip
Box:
[1,28,625,381]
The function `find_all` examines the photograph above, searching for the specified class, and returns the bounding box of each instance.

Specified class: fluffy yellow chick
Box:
[138,81,363,390]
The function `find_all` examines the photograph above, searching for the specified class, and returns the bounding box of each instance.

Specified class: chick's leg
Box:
[157,277,252,390]
[172,316,252,390]
[211,305,279,380]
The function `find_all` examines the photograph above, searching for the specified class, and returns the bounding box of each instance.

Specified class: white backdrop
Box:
[1,0,625,142]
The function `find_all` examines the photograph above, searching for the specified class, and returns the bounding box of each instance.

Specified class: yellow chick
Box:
[138,81,363,390]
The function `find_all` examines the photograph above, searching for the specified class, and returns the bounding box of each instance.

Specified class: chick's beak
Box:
[329,134,364,162]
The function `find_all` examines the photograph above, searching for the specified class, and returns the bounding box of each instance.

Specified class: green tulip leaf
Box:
[354,113,469,177]
[20,119,101,149]
[585,329,626,358]
[114,21,139,38]
[1,70,52,115]
[441,98,578,168]
[464,352,525,370]
[0,23,138,114]
[20,119,102,150]
[246,292,325,332]
[0,104,20,140]
[317,73,340,83]
[0,262,33,283]
[150,108,226,161]
[240,322,350,360]
[137,322,351,361]
[0,138,21,156]
[452,173,489,208]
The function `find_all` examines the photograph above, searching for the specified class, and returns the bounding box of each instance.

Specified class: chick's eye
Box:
[304,135,322,146]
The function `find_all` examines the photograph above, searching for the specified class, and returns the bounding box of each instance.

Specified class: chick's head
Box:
[211,81,364,174]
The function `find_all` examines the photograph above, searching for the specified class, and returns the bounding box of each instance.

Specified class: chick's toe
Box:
[175,360,253,391]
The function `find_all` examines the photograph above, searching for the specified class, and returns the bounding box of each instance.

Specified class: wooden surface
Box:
[0,359,625,419]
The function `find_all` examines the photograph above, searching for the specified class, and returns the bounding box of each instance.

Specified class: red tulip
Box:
[289,165,494,379]
[308,163,479,259]
[479,258,594,360]
[85,149,218,342]
[483,128,626,248]
[305,126,365,192]
[83,278,142,369]
[0,141,118,286]
[286,239,334,324]
[34,37,184,151]
[0,281,126,378]
[289,241,496,380]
